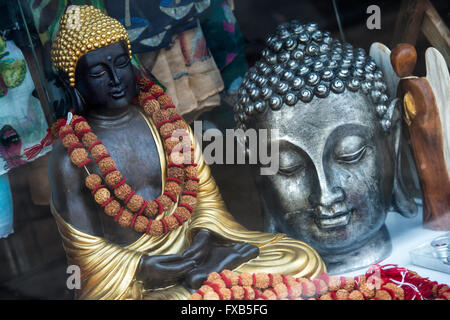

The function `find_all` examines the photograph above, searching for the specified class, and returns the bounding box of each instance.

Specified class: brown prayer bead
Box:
[158,194,173,210]
[166,108,178,118]
[152,109,170,124]
[133,215,149,233]
[273,283,288,299]
[85,174,102,190]
[98,157,116,171]
[165,181,181,196]
[173,120,185,130]
[185,180,199,192]
[157,94,172,106]
[143,99,160,115]
[62,133,79,148]
[70,148,88,166]
[104,200,121,216]
[175,207,191,221]
[81,132,98,148]
[127,194,144,212]
[181,195,196,207]
[118,209,133,227]
[114,183,132,200]
[159,123,174,136]
[94,188,110,204]
[148,84,163,95]
[185,165,197,177]
[144,201,159,217]
[165,215,179,231]
[164,138,180,151]
[104,170,122,186]
[149,219,163,236]
[59,125,72,133]
[90,144,107,159]
[74,121,90,133]
[336,289,349,300]
[167,166,185,180]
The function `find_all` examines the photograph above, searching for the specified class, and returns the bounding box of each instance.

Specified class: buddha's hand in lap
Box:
[136,254,196,290]
[182,230,259,289]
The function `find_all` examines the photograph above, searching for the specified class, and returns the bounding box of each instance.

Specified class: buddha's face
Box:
[252,91,395,255]
[74,41,137,113]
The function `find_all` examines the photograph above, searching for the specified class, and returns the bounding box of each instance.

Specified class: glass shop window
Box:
[0,0,448,300]
[0,0,70,299]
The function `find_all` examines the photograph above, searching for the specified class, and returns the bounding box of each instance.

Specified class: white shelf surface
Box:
[340,202,450,285]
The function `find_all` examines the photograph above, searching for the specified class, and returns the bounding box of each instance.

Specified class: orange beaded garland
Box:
[56,77,199,237]
[188,266,450,301]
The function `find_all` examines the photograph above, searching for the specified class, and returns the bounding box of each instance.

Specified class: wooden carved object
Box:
[391,43,450,230]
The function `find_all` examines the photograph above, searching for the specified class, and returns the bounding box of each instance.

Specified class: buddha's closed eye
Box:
[115,55,130,68]
[89,66,106,78]
[335,145,367,164]
[334,134,369,164]
[278,157,306,176]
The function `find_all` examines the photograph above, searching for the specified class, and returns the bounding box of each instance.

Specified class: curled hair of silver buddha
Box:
[233,21,393,133]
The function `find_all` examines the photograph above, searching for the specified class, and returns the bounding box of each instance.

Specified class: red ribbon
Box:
[145,219,153,234]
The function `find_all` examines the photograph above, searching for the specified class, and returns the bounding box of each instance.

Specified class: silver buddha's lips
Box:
[315,210,353,230]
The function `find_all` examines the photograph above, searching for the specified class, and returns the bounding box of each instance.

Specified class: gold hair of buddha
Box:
[51,5,132,87]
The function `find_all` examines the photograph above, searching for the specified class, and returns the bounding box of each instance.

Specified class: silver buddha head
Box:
[234,21,417,274]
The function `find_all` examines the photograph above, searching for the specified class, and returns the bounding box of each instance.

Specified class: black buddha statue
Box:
[47,6,325,299]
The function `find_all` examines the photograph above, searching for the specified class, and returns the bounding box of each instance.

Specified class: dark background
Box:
[0,0,448,299]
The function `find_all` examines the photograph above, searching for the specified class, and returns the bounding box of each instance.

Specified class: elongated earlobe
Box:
[72,87,86,115]
[56,70,86,116]
[391,104,418,217]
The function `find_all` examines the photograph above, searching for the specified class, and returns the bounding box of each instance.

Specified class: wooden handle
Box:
[390,43,418,77]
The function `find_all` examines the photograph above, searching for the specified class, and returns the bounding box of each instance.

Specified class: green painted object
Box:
[0,37,6,53]
[0,59,27,89]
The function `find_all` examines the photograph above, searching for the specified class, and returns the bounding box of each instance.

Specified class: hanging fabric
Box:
[105,0,212,54]
[0,173,13,238]
[0,39,50,175]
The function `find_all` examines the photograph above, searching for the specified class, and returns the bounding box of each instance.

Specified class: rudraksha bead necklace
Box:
[55,77,199,236]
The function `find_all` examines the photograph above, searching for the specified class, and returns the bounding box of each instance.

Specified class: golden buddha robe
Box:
[51,112,325,300]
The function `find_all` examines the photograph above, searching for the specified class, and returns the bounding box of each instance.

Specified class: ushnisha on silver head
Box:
[234,21,393,132]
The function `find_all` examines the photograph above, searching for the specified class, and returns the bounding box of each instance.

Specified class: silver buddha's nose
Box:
[309,185,345,208]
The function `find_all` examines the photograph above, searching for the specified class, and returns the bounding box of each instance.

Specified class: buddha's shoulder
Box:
[48,140,84,193]
[49,140,105,236]
[49,140,74,174]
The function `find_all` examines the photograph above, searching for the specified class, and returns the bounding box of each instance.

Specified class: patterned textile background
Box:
[142,23,224,121]
[27,0,211,56]
[106,0,212,54]
[0,40,50,175]
[200,0,247,94]
[27,0,211,54]
[28,0,106,51]
[26,1,248,121]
